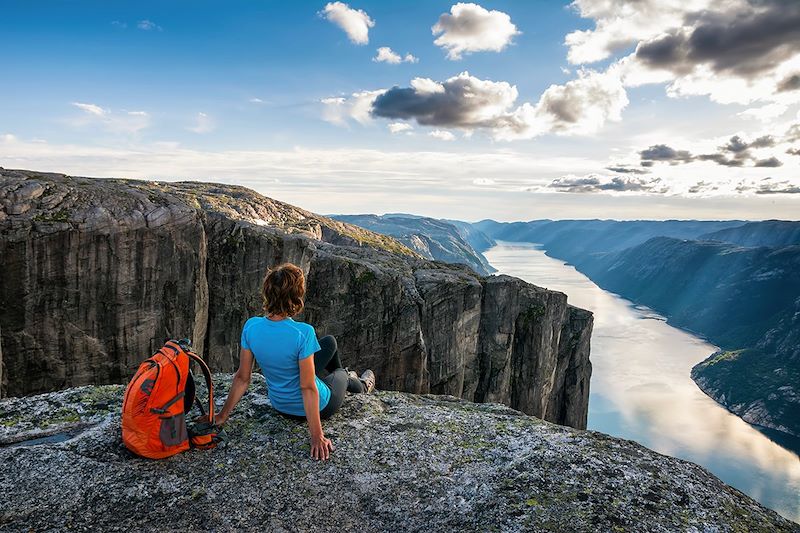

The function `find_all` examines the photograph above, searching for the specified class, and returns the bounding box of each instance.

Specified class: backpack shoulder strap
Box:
[186,351,215,425]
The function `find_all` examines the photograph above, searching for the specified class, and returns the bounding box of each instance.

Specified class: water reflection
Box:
[485,241,800,522]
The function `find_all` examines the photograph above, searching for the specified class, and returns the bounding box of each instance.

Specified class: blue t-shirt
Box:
[240,316,330,416]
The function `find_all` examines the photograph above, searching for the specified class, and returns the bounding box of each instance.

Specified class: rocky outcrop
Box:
[691,296,800,438]
[0,377,796,532]
[0,169,592,429]
[332,213,496,275]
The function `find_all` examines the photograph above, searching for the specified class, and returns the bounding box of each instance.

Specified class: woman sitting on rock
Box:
[216,262,375,460]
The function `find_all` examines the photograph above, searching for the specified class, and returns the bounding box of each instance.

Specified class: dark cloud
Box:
[754,156,783,167]
[785,124,800,143]
[777,73,800,92]
[634,1,800,78]
[754,179,800,194]
[635,34,692,74]
[687,180,719,194]
[735,177,800,195]
[640,133,783,167]
[549,175,665,193]
[370,74,518,129]
[605,165,650,174]
[639,144,693,163]
[695,153,745,167]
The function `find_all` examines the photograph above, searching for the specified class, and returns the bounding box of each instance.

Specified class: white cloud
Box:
[188,112,214,134]
[564,0,711,65]
[520,68,629,138]
[249,98,264,104]
[72,102,106,117]
[2,135,798,216]
[387,122,413,134]
[368,70,628,141]
[321,90,385,126]
[429,130,456,141]
[70,102,150,134]
[738,103,789,122]
[320,2,374,45]
[571,0,800,106]
[373,47,418,64]
[409,77,445,95]
[137,20,162,31]
[432,3,520,60]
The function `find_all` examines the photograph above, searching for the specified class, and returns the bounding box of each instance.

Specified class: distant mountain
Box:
[442,218,496,252]
[577,238,799,348]
[474,219,745,258]
[476,219,800,438]
[699,220,800,247]
[330,214,496,275]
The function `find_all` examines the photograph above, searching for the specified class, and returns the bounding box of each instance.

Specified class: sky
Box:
[1,0,799,221]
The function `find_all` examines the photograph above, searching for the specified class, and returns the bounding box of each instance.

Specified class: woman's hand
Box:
[215,348,253,428]
[310,433,334,461]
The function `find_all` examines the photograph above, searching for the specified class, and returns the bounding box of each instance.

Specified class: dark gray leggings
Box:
[316,335,365,419]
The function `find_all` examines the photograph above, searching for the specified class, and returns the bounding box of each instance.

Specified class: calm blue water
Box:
[485,241,800,523]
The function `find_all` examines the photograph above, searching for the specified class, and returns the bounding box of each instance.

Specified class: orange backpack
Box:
[122,339,223,459]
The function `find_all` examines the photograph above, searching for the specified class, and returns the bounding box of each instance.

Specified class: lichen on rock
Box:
[0,376,796,532]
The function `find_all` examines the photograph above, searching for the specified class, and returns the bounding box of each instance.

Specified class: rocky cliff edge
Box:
[0,375,795,532]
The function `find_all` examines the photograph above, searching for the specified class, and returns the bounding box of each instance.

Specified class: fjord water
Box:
[485,242,800,522]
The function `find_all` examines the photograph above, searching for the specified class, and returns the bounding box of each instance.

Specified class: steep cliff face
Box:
[0,169,592,429]
[1,378,796,532]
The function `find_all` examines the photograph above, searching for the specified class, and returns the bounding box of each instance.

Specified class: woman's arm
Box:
[299,356,334,460]
[216,348,254,426]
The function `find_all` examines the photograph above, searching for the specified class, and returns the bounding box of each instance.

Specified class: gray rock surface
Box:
[0,169,592,429]
[0,377,795,533]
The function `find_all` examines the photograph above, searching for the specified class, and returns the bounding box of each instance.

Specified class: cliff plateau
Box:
[0,376,795,533]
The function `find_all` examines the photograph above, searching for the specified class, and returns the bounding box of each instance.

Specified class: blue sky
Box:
[1,1,799,220]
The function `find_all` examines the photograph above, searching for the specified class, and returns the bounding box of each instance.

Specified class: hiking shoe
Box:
[359,369,376,393]
[346,369,359,381]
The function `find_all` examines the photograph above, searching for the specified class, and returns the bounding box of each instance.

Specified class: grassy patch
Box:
[355,270,376,286]
[521,304,546,326]
[33,208,70,223]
